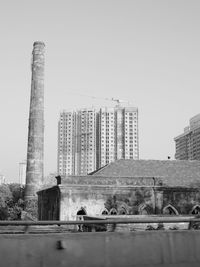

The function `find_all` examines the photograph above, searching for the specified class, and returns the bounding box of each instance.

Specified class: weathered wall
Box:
[59,185,114,220]
[0,231,200,267]
[38,176,200,220]
[58,186,200,220]
[57,176,159,221]
[162,187,200,214]
[38,186,60,220]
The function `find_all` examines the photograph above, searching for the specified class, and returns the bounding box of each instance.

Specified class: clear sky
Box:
[0,0,200,182]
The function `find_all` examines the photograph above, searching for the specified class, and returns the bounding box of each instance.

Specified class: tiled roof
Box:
[91,159,200,187]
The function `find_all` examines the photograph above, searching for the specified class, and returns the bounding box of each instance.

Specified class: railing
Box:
[0,216,200,234]
[0,216,200,226]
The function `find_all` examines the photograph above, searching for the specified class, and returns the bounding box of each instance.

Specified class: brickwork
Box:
[25,42,45,200]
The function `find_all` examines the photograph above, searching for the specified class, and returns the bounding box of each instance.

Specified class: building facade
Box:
[98,106,138,167]
[75,108,97,175]
[19,162,26,186]
[38,159,200,221]
[58,108,97,176]
[58,106,139,176]
[58,111,76,176]
[174,114,200,160]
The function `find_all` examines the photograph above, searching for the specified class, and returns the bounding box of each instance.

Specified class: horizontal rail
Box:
[0,216,200,226]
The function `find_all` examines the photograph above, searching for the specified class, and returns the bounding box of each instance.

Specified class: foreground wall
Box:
[0,231,200,267]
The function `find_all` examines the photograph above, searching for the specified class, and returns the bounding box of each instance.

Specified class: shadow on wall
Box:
[103,192,200,216]
[104,190,154,215]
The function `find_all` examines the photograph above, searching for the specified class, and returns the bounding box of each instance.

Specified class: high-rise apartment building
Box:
[174,114,200,160]
[58,105,139,176]
[58,111,76,176]
[98,106,139,167]
[75,108,97,175]
[58,112,76,174]
[58,108,97,176]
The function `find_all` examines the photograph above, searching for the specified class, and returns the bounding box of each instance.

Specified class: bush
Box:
[0,184,25,220]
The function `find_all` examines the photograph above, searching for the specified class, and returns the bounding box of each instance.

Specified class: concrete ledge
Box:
[0,230,200,267]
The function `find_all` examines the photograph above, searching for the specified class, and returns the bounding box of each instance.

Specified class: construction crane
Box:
[70,92,131,106]
[110,98,130,105]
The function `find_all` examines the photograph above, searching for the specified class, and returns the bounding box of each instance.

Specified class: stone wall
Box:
[37,176,200,221]
[162,187,200,214]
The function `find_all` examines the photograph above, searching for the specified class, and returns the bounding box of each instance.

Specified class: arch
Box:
[76,207,87,232]
[138,203,149,215]
[163,204,179,215]
[191,205,200,215]
[118,206,128,215]
[77,207,87,215]
[101,208,109,215]
[109,208,117,215]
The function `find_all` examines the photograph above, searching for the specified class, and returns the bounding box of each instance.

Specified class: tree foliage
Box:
[0,183,25,220]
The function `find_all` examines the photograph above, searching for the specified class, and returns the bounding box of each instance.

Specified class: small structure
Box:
[38,159,200,221]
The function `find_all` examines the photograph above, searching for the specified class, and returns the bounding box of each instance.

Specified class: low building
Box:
[38,159,200,221]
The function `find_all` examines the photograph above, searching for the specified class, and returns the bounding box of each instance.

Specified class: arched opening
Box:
[77,208,87,216]
[138,204,149,215]
[109,208,117,215]
[191,205,200,215]
[76,208,87,232]
[118,207,127,215]
[140,209,148,215]
[101,209,109,215]
[163,205,179,215]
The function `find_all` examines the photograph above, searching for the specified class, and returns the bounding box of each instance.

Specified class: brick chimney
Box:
[24,42,45,201]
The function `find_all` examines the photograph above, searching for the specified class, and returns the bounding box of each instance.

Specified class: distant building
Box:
[58,108,97,176]
[19,162,26,186]
[58,105,139,176]
[174,114,200,160]
[0,173,5,184]
[98,106,139,167]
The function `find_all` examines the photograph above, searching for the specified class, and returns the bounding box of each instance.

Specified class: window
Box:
[163,205,179,215]
[110,208,117,215]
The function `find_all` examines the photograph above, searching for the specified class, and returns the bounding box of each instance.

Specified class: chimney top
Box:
[33,41,45,47]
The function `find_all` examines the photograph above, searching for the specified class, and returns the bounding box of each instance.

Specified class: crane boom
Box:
[69,92,131,105]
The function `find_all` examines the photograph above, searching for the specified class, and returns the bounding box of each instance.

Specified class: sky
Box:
[0,0,200,182]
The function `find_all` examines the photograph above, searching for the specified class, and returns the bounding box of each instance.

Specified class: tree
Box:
[8,183,24,203]
[0,184,12,220]
[0,184,25,220]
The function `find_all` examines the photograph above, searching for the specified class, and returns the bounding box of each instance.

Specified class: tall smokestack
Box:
[25,41,45,201]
